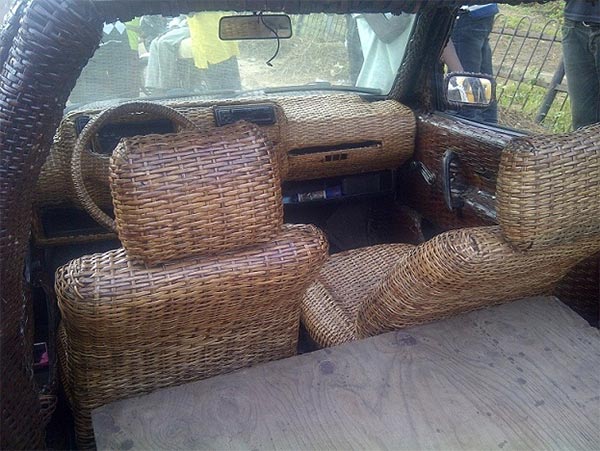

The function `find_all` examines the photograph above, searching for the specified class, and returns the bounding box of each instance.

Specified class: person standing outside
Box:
[450,3,499,123]
[352,13,415,93]
[563,0,600,129]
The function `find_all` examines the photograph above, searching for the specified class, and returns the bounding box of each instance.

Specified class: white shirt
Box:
[354,14,415,93]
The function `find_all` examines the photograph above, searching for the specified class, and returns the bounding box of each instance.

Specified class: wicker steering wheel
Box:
[71,101,197,231]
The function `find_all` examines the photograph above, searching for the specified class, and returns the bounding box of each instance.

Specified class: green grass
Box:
[499,2,564,32]
[494,1,571,133]
[497,79,571,133]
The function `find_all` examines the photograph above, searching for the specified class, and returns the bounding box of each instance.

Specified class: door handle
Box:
[442,149,464,211]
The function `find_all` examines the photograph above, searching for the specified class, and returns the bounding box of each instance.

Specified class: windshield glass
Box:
[68,11,416,107]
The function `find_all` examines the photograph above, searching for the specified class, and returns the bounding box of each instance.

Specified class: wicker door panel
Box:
[400,113,518,230]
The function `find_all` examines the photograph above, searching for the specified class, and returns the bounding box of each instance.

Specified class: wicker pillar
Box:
[0,0,102,447]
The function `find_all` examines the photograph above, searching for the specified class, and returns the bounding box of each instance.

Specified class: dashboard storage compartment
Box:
[282,95,415,180]
[283,171,394,204]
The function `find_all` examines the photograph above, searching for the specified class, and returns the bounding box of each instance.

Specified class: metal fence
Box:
[292,14,347,42]
[293,13,572,132]
[490,14,570,132]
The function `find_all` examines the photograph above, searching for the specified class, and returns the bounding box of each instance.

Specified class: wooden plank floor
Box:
[93,297,600,450]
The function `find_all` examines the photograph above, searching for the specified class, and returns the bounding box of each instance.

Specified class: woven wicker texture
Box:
[73,102,199,231]
[110,121,283,265]
[282,95,415,180]
[357,227,600,338]
[405,114,506,230]
[301,244,413,348]
[34,108,123,245]
[496,123,600,251]
[35,99,284,216]
[34,94,414,234]
[0,0,27,66]
[302,227,600,348]
[57,223,328,448]
[0,0,102,448]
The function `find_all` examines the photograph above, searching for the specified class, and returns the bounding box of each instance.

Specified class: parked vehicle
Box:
[0,0,598,449]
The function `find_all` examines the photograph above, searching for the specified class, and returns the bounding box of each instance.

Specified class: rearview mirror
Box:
[444,73,496,108]
[219,14,293,40]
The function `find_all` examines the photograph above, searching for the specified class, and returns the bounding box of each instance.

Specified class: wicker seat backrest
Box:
[496,124,600,251]
[57,121,330,447]
[110,121,283,265]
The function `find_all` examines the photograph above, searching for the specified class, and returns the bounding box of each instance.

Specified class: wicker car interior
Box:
[34,94,415,245]
[1,2,569,449]
[55,122,329,448]
[301,124,600,348]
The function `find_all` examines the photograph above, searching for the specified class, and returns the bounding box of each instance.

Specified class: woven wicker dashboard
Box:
[34,94,415,244]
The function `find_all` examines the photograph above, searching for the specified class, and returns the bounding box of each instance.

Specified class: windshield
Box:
[68,11,416,107]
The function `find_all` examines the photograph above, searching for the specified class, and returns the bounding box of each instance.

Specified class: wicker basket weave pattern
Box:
[302,124,600,348]
[0,0,103,447]
[301,244,414,348]
[57,223,328,447]
[496,123,600,251]
[110,122,283,265]
[282,95,415,180]
[302,227,600,348]
[34,94,414,243]
[356,226,600,338]
[37,111,113,210]
[58,119,328,448]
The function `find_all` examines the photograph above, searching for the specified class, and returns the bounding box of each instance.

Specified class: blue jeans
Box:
[451,12,498,123]
[563,19,600,129]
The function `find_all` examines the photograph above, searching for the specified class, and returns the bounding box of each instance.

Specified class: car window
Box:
[68,11,416,108]
[441,4,570,134]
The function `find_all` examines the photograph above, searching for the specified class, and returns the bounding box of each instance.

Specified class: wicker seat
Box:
[302,124,600,349]
[56,122,328,448]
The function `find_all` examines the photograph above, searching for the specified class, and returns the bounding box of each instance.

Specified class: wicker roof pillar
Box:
[0,0,102,447]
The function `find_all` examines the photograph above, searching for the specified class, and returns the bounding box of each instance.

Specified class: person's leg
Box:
[144,37,162,90]
[479,20,498,123]
[451,14,485,73]
[590,27,600,126]
[563,20,600,129]
[452,13,497,122]
[479,16,495,75]
[145,27,190,92]
[346,14,363,85]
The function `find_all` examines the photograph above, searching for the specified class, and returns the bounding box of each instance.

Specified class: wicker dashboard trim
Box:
[34,94,415,244]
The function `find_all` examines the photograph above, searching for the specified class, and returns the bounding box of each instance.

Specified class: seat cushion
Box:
[56,223,328,448]
[357,226,600,338]
[301,243,414,347]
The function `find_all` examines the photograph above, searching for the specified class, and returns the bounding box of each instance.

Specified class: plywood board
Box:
[93,297,600,450]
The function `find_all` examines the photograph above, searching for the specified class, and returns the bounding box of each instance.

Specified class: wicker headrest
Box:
[110,121,283,265]
[496,124,600,251]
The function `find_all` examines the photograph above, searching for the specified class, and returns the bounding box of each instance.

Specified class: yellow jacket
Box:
[187,12,240,69]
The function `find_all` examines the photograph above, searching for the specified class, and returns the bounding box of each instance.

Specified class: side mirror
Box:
[444,73,496,108]
[219,14,293,40]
